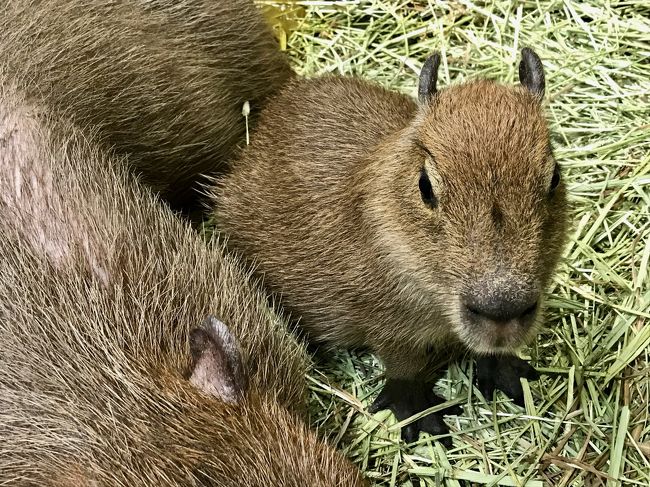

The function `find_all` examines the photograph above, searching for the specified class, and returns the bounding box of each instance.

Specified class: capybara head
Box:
[367,49,567,353]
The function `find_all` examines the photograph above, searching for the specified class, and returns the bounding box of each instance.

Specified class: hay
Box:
[257,1,650,485]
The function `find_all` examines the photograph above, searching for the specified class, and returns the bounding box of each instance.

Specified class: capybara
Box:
[0,84,365,486]
[211,49,568,442]
[0,0,293,213]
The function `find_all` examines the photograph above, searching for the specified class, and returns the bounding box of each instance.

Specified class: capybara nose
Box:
[463,293,538,322]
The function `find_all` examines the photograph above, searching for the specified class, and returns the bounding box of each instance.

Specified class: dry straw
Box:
[256,1,649,485]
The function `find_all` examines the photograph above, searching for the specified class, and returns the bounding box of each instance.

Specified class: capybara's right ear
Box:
[418,52,442,103]
[188,316,248,403]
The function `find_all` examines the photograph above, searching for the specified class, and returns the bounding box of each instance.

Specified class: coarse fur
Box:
[0,85,365,486]
[212,60,568,435]
[0,0,293,212]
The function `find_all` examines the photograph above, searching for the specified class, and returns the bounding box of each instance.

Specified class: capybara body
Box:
[0,0,292,212]
[212,52,568,440]
[0,85,365,486]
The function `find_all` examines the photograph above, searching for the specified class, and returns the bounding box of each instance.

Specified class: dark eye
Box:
[549,164,561,193]
[419,169,438,208]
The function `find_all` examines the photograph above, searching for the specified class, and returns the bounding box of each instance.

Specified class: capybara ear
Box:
[519,48,545,98]
[188,315,248,403]
[418,52,441,103]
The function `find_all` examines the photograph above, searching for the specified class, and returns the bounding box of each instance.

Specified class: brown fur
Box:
[0,85,365,486]
[212,72,568,380]
[0,0,293,212]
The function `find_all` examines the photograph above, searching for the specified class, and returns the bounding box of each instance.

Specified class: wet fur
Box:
[0,86,364,486]
[0,0,293,212]
[212,73,568,380]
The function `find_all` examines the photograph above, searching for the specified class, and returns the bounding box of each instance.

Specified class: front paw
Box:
[369,378,460,446]
[475,355,539,406]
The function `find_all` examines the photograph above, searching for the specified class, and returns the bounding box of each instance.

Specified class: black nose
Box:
[464,293,538,322]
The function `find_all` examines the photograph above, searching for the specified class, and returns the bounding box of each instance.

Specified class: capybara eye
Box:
[419,169,438,209]
[550,163,561,193]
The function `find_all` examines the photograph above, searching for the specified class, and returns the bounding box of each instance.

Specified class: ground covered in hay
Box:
[259,1,649,485]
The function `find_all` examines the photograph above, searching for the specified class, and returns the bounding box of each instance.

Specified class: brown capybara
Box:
[0,84,365,487]
[0,0,292,213]
[211,49,569,442]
